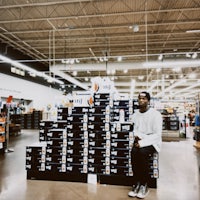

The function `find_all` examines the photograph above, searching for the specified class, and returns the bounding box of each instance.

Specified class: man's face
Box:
[138,95,149,108]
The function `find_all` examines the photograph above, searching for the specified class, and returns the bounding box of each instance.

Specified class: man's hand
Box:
[134,136,141,148]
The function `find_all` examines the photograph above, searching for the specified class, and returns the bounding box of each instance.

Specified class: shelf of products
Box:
[0,117,6,153]
[10,110,42,130]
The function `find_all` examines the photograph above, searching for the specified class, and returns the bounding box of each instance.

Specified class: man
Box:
[128,91,162,199]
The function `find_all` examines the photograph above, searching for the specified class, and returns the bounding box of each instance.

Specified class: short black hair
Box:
[138,91,151,101]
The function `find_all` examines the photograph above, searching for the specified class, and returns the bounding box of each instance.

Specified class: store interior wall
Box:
[0,73,65,111]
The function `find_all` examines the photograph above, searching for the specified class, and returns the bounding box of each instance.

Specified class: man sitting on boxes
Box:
[128,91,162,199]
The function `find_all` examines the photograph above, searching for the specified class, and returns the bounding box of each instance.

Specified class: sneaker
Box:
[136,184,149,199]
[128,182,140,197]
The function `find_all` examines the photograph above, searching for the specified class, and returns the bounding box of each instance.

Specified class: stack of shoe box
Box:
[26,93,158,187]
[99,99,134,185]
[87,93,112,175]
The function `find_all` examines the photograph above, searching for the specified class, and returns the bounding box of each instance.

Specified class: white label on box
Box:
[87,174,97,185]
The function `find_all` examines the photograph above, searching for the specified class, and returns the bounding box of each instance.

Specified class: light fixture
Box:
[192,52,197,59]
[172,67,181,72]
[133,24,139,32]
[138,75,144,80]
[29,72,36,77]
[188,72,196,79]
[156,68,161,72]
[69,59,75,64]
[186,53,191,58]
[111,69,116,75]
[75,59,80,63]
[106,70,111,75]
[20,70,25,76]
[11,66,16,73]
[186,29,200,33]
[72,71,77,76]
[111,76,115,81]
[117,56,122,62]
[158,54,163,61]
[61,58,80,64]
[123,69,128,74]
[0,54,64,85]
[99,57,104,62]
[11,66,25,76]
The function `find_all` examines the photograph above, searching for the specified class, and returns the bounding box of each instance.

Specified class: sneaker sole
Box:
[136,190,149,199]
[128,192,137,198]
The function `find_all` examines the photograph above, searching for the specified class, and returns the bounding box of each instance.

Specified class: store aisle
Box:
[0,130,199,200]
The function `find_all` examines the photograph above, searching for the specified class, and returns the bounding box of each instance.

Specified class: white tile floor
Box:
[0,129,199,200]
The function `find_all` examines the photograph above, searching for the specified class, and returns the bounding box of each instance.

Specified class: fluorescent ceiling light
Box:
[192,52,198,59]
[171,80,200,96]
[188,73,196,79]
[11,66,16,73]
[72,71,77,76]
[0,54,64,85]
[123,69,128,73]
[186,30,200,33]
[155,79,186,98]
[158,54,163,61]
[117,56,122,62]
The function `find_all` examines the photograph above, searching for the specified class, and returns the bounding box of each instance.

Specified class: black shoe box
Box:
[64,163,88,173]
[46,129,67,139]
[45,154,66,164]
[26,163,46,171]
[66,122,88,131]
[51,121,67,129]
[26,154,46,167]
[113,100,132,107]
[94,101,111,107]
[88,122,110,131]
[110,148,130,157]
[46,146,67,156]
[87,164,101,173]
[90,107,110,114]
[57,107,70,114]
[88,148,109,157]
[93,131,110,140]
[67,131,87,139]
[111,123,133,132]
[68,107,90,115]
[110,157,130,167]
[67,147,88,156]
[110,131,131,140]
[110,140,130,149]
[109,166,130,175]
[88,114,110,123]
[87,156,104,165]
[46,138,67,147]
[67,138,88,148]
[94,93,111,100]
[45,154,86,165]
[26,146,46,156]
[40,121,54,128]
[66,114,88,123]
[57,163,88,173]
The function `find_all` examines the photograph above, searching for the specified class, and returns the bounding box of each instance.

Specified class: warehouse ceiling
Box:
[0,0,200,99]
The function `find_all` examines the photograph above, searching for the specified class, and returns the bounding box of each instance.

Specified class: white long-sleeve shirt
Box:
[132,107,162,152]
